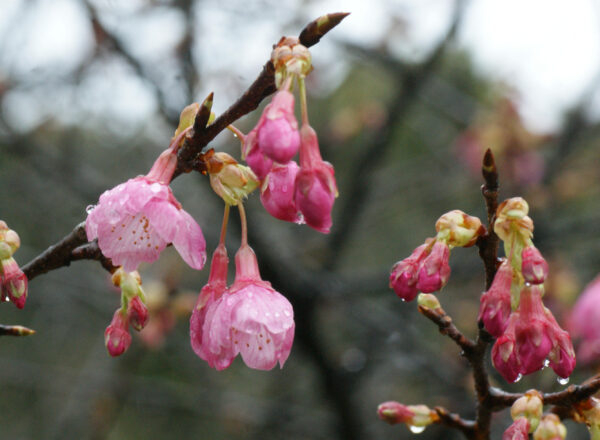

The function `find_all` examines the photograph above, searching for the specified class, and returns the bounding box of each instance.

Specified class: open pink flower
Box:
[260,161,301,222]
[190,244,235,370]
[205,245,294,370]
[86,142,206,272]
[295,124,337,233]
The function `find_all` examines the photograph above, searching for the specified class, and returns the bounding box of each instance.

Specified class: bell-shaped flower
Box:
[416,240,451,293]
[492,312,522,383]
[294,124,337,233]
[479,260,513,337]
[86,132,206,272]
[1,257,28,309]
[389,243,430,302]
[190,244,235,370]
[242,126,273,181]
[256,90,301,164]
[206,245,295,370]
[260,161,301,222]
[522,246,548,285]
[104,309,132,357]
[128,296,149,331]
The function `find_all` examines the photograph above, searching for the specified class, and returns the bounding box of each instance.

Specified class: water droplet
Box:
[513,374,523,383]
[558,377,570,385]
[85,205,96,214]
[542,359,550,370]
[408,425,425,434]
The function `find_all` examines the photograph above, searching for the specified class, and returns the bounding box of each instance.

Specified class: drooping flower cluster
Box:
[0,221,27,309]
[480,197,575,382]
[190,205,295,371]
[389,210,484,301]
[104,268,149,357]
[86,125,207,272]
[239,37,338,233]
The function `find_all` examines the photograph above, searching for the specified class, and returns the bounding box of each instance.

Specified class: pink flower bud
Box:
[479,260,512,337]
[260,162,300,222]
[521,246,548,285]
[515,285,553,375]
[128,296,149,331]
[295,124,337,233]
[389,244,429,302]
[1,257,28,309]
[257,91,300,164]
[503,418,531,440]
[492,313,522,383]
[104,310,132,357]
[416,240,450,293]
[377,401,414,425]
[544,312,576,379]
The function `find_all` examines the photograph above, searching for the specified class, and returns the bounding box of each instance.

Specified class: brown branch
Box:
[434,406,476,438]
[0,324,36,336]
[175,12,350,175]
[418,304,474,353]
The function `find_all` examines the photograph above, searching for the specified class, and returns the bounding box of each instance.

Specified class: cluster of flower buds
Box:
[389,210,484,301]
[503,391,567,440]
[480,198,575,382]
[569,276,600,364]
[240,37,337,233]
[86,108,207,273]
[190,205,295,371]
[377,401,438,434]
[0,221,28,309]
[104,268,149,357]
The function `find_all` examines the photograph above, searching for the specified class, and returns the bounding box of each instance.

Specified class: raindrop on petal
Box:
[408,425,425,434]
[557,377,570,385]
[513,374,523,383]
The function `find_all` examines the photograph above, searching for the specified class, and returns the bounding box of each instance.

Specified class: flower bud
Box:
[435,210,484,248]
[479,260,513,337]
[1,257,28,309]
[128,295,149,331]
[416,241,451,293]
[494,197,534,243]
[510,390,543,431]
[260,161,300,222]
[503,418,531,440]
[104,310,132,357]
[271,37,312,87]
[522,246,548,285]
[389,244,429,302]
[257,91,300,164]
[406,404,438,428]
[533,414,566,440]
[492,313,521,383]
[243,129,273,180]
[0,227,20,259]
[377,401,414,425]
[206,151,260,206]
[417,293,441,310]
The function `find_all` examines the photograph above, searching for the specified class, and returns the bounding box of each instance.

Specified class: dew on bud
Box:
[557,376,570,385]
[408,425,426,434]
[513,373,523,383]
[543,359,550,369]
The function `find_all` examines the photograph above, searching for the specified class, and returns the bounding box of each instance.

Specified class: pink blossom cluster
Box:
[244,90,337,234]
[569,276,600,364]
[190,243,295,370]
[0,221,28,309]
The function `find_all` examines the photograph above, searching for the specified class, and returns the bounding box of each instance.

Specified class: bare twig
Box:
[435,406,476,437]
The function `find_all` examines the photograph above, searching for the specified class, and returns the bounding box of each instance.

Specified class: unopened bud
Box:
[494,197,534,242]
[406,404,438,427]
[205,151,259,206]
[417,293,441,310]
[0,228,20,259]
[377,401,414,425]
[521,246,548,285]
[1,257,28,309]
[104,309,132,357]
[435,210,484,248]
[271,37,312,87]
[174,103,200,141]
[128,295,149,331]
[416,240,451,293]
[533,414,566,440]
[503,418,530,440]
[510,390,543,431]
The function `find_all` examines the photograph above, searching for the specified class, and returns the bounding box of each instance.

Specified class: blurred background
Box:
[1,0,600,439]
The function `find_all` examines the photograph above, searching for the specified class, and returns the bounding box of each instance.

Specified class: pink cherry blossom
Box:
[104,310,132,357]
[389,244,429,302]
[503,418,530,440]
[242,128,273,181]
[492,312,521,383]
[295,124,337,233]
[205,245,294,370]
[479,260,513,337]
[416,240,451,293]
[1,257,27,309]
[86,142,206,272]
[190,244,236,370]
[260,161,301,222]
[256,90,300,164]
[569,275,600,363]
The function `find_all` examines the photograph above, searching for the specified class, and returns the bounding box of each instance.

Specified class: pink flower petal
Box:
[172,209,207,270]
